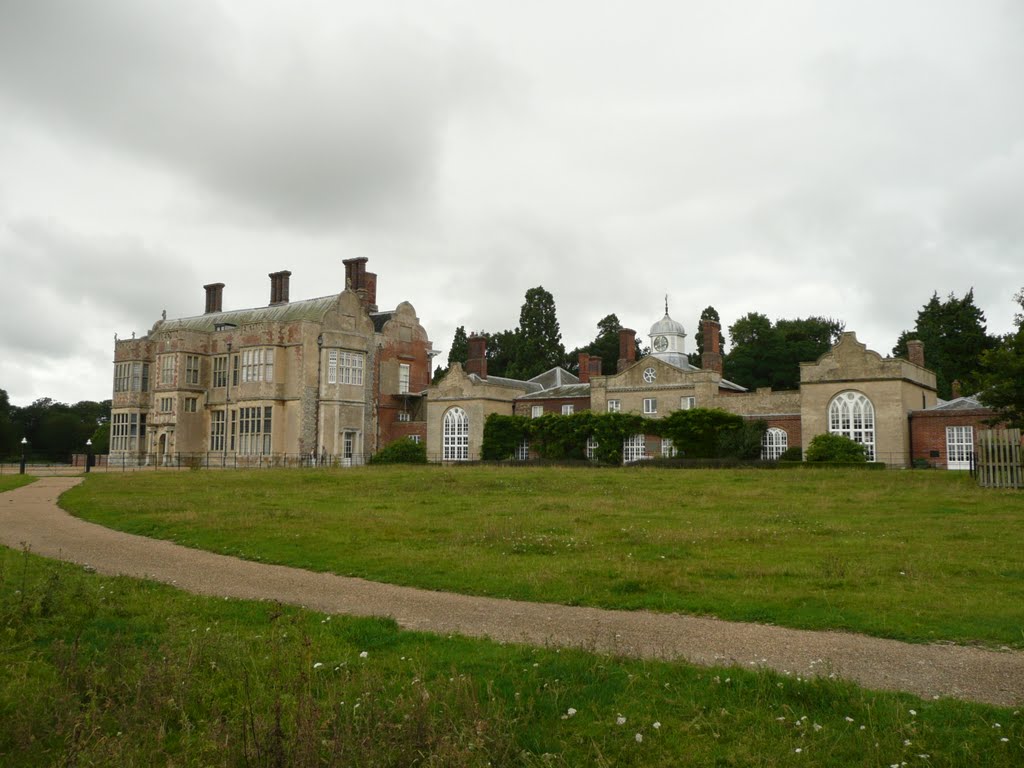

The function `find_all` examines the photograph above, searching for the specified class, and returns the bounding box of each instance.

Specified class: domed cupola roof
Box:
[649,311,686,338]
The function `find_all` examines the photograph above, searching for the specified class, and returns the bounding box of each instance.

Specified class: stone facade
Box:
[110,259,432,465]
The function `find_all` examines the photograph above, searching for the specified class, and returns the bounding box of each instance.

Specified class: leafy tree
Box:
[369,437,427,464]
[689,306,728,366]
[447,326,469,369]
[893,289,997,399]
[724,314,843,390]
[485,329,521,378]
[506,287,565,380]
[978,288,1024,428]
[805,433,867,463]
[0,388,16,457]
[567,314,642,376]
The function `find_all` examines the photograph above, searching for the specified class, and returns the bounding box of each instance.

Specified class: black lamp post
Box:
[85,438,93,474]
[19,437,27,475]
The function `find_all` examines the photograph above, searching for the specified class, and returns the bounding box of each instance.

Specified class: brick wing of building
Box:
[111,258,433,466]
[428,307,1000,469]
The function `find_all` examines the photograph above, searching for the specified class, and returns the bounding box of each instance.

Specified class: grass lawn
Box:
[62,465,1024,648]
[0,475,35,493]
[2,547,1021,767]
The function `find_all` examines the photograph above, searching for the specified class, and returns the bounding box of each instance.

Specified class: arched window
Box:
[761,427,788,460]
[442,407,469,461]
[827,391,875,461]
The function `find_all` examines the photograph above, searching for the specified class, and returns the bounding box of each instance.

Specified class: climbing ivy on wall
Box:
[481,409,764,465]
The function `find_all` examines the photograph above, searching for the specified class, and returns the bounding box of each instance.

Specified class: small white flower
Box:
[813,723,823,732]
[359,651,368,658]
[616,716,626,726]
[567,708,577,717]
[860,725,866,730]
[845,716,855,723]
[994,723,1002,728]
[635,733,643,743]
[313,662,324,669]
[909,709,916,716]
[652,721,661,729]
[904,739,911,746]
[1001,737,1009,743]
[794,748,802,754]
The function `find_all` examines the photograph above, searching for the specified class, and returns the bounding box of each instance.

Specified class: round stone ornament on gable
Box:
[643,367,657,383]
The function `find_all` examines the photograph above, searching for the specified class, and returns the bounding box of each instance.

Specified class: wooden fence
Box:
[975,429,1023,489]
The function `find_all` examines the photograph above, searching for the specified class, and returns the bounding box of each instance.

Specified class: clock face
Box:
[643,367,657,383]
[653,335,669,352]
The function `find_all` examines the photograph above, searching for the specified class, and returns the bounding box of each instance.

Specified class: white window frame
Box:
[114,363,130,392]
[398,363,410,394]
[160,397,173,413]
[561,403,575,415]
[680,396,696,410]
[241,348,275,383]
[643,398,657,415]
[185,355,201,385]
[337,351,364,385]
[210,410,225,451]
[515,438,530,461]
[827,391,875,461]
[661,437,676,458]
[327,350,338,384]
[183,397,198,413]
[397,411,411,422]
[531,405,544,418]
[442,407,469,461]
[238,405,272,455]
[586,436,599,461]
[945,426,974,470]
[762,427,788,460]
[623,434,648,463]
[607,399,620,413]
[160,355,174,386]
[213,356,227,388]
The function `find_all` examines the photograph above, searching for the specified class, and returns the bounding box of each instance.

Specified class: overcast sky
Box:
[1,0,1022,406]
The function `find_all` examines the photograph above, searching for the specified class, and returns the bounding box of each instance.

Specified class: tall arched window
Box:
[442,407,469,461]
[761,427,788,460]
[828,391,875,461]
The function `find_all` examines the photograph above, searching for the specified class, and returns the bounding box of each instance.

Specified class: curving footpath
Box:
[3,477,1022,707]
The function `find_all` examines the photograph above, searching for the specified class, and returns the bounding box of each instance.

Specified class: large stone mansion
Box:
[111,260,992,469]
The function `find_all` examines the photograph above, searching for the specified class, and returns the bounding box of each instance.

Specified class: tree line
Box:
[0,393,110,462]
[440,285,1024,426]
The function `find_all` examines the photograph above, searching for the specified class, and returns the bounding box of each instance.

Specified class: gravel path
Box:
[3,477,1022,707]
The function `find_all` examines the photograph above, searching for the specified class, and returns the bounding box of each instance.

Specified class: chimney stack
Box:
[588,355,603,379]
[268,271,291,306]
[617,328,636,373]
[951,379,962,399]
[578,352,591,384]
[204,283,224,314]
[701,320,723,374]
[343,257,376,309]
[364,271,378,312]
[466,333,488,379]
[906,339,925,368]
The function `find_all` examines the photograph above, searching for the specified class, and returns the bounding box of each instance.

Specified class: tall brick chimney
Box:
[204,283,224,314]
[578,352,591,384]
[589,355,603,379]
[951,379,962,399]
[466,333,488,379]
[268,271,291,306]
[364,271,378,311]
[906,339,925,368]
[617,328,636,372]
[701,319,723,374]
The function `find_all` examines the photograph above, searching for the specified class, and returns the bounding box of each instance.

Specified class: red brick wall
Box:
[909,408,998,468]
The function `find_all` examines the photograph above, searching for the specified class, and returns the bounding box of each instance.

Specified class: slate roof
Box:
[157,295,339,333]
[519,383,592,400]
[928,395,987,411]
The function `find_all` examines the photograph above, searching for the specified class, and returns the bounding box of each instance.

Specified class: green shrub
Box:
[369,437,427,464]
[778,445,803,462]
[805,433,867,463]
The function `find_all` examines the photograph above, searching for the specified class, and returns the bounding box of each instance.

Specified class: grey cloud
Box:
[0,1,504,227]
[0,218,199,357]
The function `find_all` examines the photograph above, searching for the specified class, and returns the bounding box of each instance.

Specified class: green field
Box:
[62,466,1024,647]
[0,475,35,493]
[2,547,1020,767]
